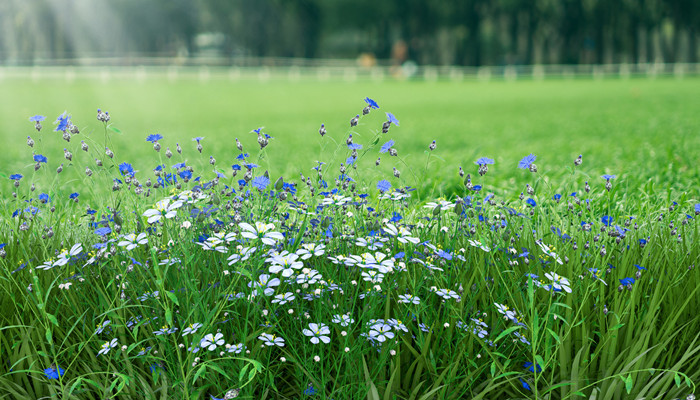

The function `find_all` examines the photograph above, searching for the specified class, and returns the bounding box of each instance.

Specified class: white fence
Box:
[1,57,699,83]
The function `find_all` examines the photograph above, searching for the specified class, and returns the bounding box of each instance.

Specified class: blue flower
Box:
[303,383,318,395]
[146,134,163,143]
[44,365,65,380]
[192,137,204,143]
[475,157,494,166]
[472,185,482,191]
[244,163,259,170]
[526,198,537,207]
[9,174,23,181]
[253,127,263,134]
[635,264,646,271]
[620,277,635,286]
[436,249,452,260]
[379,140,395,153]
[524,362,542,373]
[601,215,613,226]
[236,153,249,161]
[386,113,400,126]
[364,97,380,109]
[346,156,357,165]
[519,378,532,391]
[54,112,70,132]
[348,143,363,150]
[118,162,135,177]
[69,193,79,200]
[376,180,392,192]
[33,154,48,163]
[173,162,187,169]
[214,170,225,179]
[179,170,192,180]
[390,212,402,222]
[252,176,270,190]
[29,115,46,122]
[695,203,700,213]
[601,174,616,181]
[39,193,50,203]
[517,154,537,169]
[639,238,647,246]
[94,227,111,236]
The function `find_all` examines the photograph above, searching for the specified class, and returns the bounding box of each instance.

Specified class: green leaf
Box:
[674,372,681,387]
[494,326,521,343]
[685,375,692,388]
[46,313,59,327]
[239,364,249,383]
[45,327,52,344]
[610,323,625,330]
[572,391,586,397]
[165,309,173,326]
[165,291,180,307]
[109,125,122,134]
[624,374,633,394]
[490,361,496,377]
[546,328,561,344]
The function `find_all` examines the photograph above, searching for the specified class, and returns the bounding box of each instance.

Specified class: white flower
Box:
[201,333,225,351]
[537,241,564,265]
[423,200,455,210]
[321,194,351,206]
[143,198,183,224]
[248,274,281,297]
[467,239,491,252]
[227,246,257,265]
[314,355,321,362]
[227,343,246,354]
[239,222,284,246]
[272,292,295,305]
[397,294,421,305]
[331,314,355,327]
[368,323,395,342]
[97,338,118,356]
[435,289,460,300]
[545,272,572,293]
[302,323,331,344]
[117,233,148,251]
[258,333,285,347]
[296,243,326,259]
[58,282,72,290]
[182,323,203,336]
[383,223,420,244]
[268,253,303,277]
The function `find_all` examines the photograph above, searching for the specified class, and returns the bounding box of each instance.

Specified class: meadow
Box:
[0,74,699,399]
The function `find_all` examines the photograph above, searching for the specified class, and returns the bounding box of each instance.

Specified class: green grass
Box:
[0,74,699,399]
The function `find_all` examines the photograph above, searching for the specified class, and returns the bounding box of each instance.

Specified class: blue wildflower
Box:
[517,154,537,169]
[436,250,452,260]
[553,194,561,201]
[9,174,23,181]
[364,97,380,109]
[179,170,192,180]
[524,362,542,373]
[348,143,363,150]
[237,153,249,160]
[231,164,241,171]
[69,193,79,199]
[303,383,318,395]
[346,156,357,165]
[601,216,613,227]
[252,176,270,191]
[173,162,186,169]
[386,113,400,126]
[695,203,700,214]
[29,115,46,122]
[519,378,532,391]
[525,198,537,207]
[214,170,225,179]
[146,134,163,143]
[390,212,402,222]
[54,112,70,132]
[620,277,635,286]
[192,137,204,143]
[38,193,50,203]
[635,265,646,271]
[253,127,263,134]
[118,162,135,177]
[472,185,482,191]
[33,154,48,163]
[601,174,616,181]
[244,163,259,170]
[94,227,111,236]
[379,140,395,153]
[44,365,66,380]
[376,180,392,193]
[474,157,494,166]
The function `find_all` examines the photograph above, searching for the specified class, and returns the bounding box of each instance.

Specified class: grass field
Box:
[2,76,699,198]
[1,74,699,399]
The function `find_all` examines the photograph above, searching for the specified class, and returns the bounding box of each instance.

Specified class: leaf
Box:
[546,328,561,344]
[239,364,249,383]
[685,375,692,388]
[674,372,681,387]
[109,125,122,134]
[165,291,180,307]
[490,361,496,377]
[46,313,59,327]
[362,356,380,400]
[45,327,52,344]
[610,323,625,330]
[494,326,521,343]
[165,309,173,326]
[624,374,633,394]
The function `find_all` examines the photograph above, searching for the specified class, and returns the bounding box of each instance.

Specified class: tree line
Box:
[0,0,698,66]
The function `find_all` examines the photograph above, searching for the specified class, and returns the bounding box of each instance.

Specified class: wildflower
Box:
[239,222,285,246]
[383,223,420,244]
[601,174,616,181]
[526,198,537,207]
[544,272,572,293]
[376,179,392,193]
[379,140,395,153]
[94,320,111,334]
[143,198,183,224]
[54,112,70,132]
[182,323,203,336]
[519,378,532,391]
[252,176,270,191]
[386,112,400,126]
[368,323,395,342]
[248,274,281,296]
[258,333,285,347]
[350,115,359,127]
[398,294,420,304]
[517,154,537,172]
[364,97,380,109]
[117,233,148,251]
[272,292,295,305]
[475,157,494,166]
[44,364,65,380]
[319,124,326,136]
[119,163,135,177]
[296,243,326,259]
[146,134,163,143]
[524,362,542,373]
[303,323,331,344]
[601,215,613,227]
[201,333,225,351]
[435,289,461,300]
[58,282,72,290]
[268,253,303,277]
[574,154,582,166]
[97,338,118,356]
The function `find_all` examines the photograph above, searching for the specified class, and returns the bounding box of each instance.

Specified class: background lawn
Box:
[2,74,699,202]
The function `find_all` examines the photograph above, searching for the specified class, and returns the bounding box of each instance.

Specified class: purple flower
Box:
[146,134,163,143]
[386,113,400,126]
[517,154,537,169]
[376,180,391,192]
[379,140,395,153]
[364,97,380,109]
